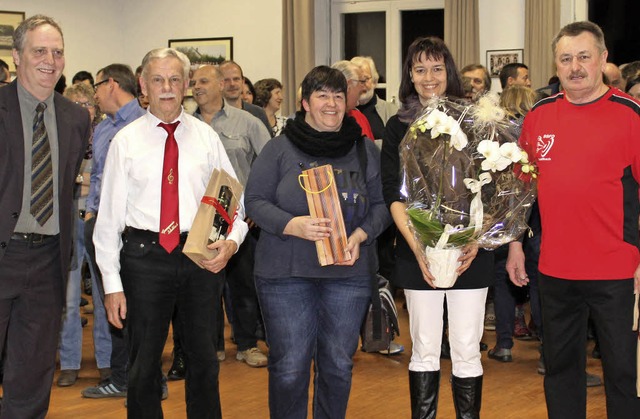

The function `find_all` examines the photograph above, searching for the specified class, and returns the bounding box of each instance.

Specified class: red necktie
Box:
[158,121,181,253]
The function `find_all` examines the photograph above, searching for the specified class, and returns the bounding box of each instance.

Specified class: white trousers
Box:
[405,288,488,378]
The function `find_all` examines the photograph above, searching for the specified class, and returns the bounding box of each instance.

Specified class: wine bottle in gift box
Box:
[209,185,233,243]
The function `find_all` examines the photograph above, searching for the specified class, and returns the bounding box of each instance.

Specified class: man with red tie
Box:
[93,48,247,418]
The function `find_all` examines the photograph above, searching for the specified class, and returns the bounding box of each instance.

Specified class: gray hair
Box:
[331,60,360,83]
[552,21,607,56]
[351,56,379,85]
[140,48,190,80]
[13,14,64,52]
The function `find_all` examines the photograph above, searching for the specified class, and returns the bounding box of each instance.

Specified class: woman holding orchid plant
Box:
[381,37,494,419]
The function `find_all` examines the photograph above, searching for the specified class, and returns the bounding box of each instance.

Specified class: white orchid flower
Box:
[500,142,523,163]
[495,156,512,171]
[424,110,445,130]
[450,130,468,151]
[423,109,466,149]
[481,156,512,172]
[477,140,500,161]
[427,111,452,138]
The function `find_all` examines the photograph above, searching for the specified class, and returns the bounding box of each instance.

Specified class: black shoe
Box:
[452,375,483,418]
[80,297,89,307]
[81,379,127,398]
[409,370,440,418]
[167,351,186,381]
[488,347,512,362]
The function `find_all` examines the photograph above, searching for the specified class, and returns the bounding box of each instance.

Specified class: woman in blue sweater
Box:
[245,65,390,419]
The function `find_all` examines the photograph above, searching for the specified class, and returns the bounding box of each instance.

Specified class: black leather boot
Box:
[451,375,483,419]
[167,338,186,381]
[409,370,440,419]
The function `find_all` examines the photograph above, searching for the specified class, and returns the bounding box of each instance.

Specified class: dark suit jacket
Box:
[0,81,91,300]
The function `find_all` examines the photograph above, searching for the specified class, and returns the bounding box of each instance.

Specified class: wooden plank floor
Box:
[38,293,605,418]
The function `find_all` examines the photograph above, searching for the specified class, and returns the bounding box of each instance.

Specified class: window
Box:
[328,0,445,104]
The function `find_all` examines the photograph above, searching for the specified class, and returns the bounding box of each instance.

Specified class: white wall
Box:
[478,0,525,92]
[1,0,124,79]
[1,0,282,83]
[117,0,282,83]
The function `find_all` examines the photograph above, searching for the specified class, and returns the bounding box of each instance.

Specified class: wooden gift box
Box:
[300,164,351,266]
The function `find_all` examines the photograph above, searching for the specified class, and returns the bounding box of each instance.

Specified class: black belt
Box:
[11,232,58,244]
[124,227,189,244]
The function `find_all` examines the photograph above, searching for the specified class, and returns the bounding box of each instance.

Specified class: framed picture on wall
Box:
[0,10,25,75]
[168,37,232,101]
[168,37,233,71]
[486,49,524,77]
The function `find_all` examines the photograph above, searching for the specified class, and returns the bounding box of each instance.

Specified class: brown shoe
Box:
[57,369,79,387]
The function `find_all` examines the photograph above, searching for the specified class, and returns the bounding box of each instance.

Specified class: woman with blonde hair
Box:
[499,85,538,121]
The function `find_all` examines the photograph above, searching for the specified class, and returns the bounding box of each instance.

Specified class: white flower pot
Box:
[425,246,463,288]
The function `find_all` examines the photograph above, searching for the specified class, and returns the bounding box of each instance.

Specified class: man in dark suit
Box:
[0,14,90,418]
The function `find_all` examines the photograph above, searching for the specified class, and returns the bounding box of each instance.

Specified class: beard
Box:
[358,88,375,106]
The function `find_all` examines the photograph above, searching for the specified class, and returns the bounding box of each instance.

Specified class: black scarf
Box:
[284,111,364,158]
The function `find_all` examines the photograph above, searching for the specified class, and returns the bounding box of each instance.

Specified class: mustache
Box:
[359,88,374,105]
[569,71,587,78]
[159,93,177,99]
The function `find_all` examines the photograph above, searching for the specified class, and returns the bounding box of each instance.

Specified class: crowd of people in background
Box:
[0,13,639,419]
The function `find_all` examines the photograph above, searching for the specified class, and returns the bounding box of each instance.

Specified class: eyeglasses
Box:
[350,78,369,87]
[93,79,109,90]
[94,78,119,90]
[74,101,95,108]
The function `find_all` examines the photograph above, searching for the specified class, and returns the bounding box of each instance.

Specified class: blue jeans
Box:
[256,275,371,419]
[59,216,112,370]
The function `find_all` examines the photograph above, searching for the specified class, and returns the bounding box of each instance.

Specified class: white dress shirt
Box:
[94,108,248,294]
